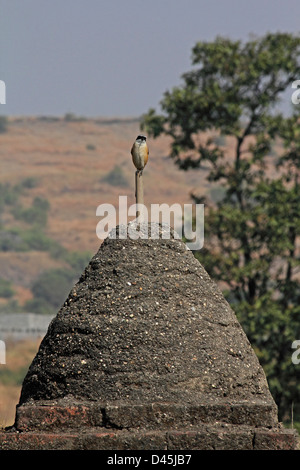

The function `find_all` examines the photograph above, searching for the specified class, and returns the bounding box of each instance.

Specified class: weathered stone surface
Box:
[13,399,278,432]
[0,424,297,450]
[19,224,273,407]
[1,223,298,450]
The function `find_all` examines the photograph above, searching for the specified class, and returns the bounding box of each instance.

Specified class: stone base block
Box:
[1,400,297,450]
[13,399,279,432]
[0,424,298,450]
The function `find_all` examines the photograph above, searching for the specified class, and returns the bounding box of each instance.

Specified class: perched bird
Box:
[131,134,149,174]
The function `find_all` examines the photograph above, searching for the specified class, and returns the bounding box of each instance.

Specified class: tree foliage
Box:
[141,33,300,421]
[28,268,75,313]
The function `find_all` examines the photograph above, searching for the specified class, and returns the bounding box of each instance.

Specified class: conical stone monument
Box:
[0,223,298,450]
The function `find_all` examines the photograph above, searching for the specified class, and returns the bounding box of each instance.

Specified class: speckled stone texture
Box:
[1,223,298,450]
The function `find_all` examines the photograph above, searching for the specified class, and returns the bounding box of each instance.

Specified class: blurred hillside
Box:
[0,114,287,429]
[0,115,209,314]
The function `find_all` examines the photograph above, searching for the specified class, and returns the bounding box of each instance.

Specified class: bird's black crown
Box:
[136,135,147,141]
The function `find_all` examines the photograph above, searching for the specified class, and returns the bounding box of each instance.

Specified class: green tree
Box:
[26,268,75,314]
[0,278,15,298]
[141,33,300,422]
[0,116,8,133]
[64,250,92,274]
[12,196,50,227]
[102,165,129,188]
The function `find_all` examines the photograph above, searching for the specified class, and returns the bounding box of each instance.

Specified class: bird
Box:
[131,134,149,174]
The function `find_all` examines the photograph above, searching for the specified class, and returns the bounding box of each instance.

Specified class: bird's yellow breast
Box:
[131,141,148,170]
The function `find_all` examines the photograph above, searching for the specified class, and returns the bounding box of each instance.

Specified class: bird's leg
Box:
[135,170,138,198]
